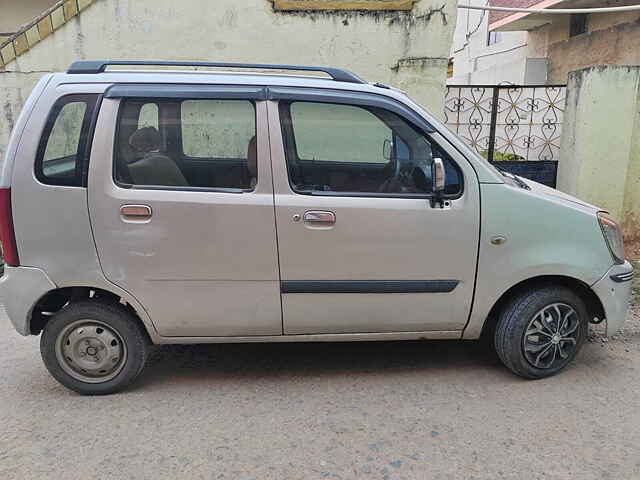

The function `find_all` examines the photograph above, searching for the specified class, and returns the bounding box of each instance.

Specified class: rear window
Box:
[35,94,100,187]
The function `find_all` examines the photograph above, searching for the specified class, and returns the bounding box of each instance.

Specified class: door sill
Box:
[152,330,462,344]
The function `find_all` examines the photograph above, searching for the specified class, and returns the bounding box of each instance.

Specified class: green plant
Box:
[480,150,525,162]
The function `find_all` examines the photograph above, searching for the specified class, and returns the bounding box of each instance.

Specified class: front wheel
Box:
[494,285,589,379]
[40,300,149,395]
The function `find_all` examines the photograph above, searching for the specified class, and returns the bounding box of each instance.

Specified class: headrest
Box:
[129,127,161,153]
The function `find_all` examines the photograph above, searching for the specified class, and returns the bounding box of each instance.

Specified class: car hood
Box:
[524,178,602,212]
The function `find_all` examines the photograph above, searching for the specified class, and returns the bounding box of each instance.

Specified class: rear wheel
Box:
[494,285,589,379]
[40,300,149,395]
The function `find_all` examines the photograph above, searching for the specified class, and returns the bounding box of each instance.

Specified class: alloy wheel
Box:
[522,303,580,369]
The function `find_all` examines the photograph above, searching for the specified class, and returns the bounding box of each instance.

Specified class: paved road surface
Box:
[1,279,638,479]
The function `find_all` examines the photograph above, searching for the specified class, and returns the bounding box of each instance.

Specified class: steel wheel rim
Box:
[55,319,127,383]
[522,302,580,369]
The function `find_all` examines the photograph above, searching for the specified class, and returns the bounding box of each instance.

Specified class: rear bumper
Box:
[0,266,55,336]
[591,261,634,337]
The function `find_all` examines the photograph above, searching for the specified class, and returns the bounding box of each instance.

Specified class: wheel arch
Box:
[477,275,605,342]
[29,285,155,339]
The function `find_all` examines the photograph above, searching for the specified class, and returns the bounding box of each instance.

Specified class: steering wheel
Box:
[378,156,434,194]
[377,151,404,193]
[410,158,433,192]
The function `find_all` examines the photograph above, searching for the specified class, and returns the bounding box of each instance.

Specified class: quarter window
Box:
[279,101,462,196]
[114,99,257,190]
[36,94,99,187]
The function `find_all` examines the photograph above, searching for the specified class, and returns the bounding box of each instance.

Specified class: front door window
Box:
[279,101,462,197]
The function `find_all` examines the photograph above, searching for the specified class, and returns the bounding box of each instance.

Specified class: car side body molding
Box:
[281,280,459,294]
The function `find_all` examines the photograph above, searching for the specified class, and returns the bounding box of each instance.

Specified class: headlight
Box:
[598,212,625,264]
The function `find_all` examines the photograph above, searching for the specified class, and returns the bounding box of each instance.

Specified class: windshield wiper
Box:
[511,174,530,190]
[494,165,531,190]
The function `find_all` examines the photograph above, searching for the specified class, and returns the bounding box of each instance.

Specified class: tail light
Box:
[0,188,19,266]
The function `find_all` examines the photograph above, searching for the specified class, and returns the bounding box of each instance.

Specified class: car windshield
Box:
[428,120,530,189]
[400,92,507,180]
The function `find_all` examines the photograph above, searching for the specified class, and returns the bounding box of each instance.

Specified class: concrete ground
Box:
[1,273,639,480]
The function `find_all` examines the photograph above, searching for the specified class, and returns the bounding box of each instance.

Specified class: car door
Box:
[88,85,282,337]
[267,88,480,335]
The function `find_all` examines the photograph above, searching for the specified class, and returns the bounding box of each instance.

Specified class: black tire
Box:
[40,300,149,395]
[494,285,589,379]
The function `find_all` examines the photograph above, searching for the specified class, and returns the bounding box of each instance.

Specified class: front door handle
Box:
[120,204,152,220]
[303,210,336,226]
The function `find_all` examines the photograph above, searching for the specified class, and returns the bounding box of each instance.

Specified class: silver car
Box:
[0,60,633,394]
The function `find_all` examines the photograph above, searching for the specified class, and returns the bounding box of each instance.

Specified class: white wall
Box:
[0,0,458,159]
[449,0,533,85]
[558,65,640,241]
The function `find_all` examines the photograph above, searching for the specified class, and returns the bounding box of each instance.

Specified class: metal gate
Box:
[444,84,566,187]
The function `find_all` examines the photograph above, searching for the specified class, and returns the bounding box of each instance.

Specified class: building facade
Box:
[450,0,640,85]
[492,0,640,84]
[450,0,546,85]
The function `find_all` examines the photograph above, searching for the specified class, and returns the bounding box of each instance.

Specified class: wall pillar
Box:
[558,65,640,243]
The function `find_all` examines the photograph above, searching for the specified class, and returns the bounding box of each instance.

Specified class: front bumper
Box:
[591,261,634,337]
[0,266,56,336]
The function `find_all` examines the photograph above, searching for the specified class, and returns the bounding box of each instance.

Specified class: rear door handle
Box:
[120,204,152,220]
[303,210,336,226]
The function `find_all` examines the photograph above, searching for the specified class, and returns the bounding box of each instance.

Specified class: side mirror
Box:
[432,157,446,193]
[382,139,393,161]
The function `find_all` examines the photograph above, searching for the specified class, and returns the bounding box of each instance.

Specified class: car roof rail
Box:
[67,60,366,84]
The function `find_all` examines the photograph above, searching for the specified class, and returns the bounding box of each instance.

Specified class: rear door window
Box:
[181,100,255,159]
[35,94,100,187]
[114,99,257,190]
